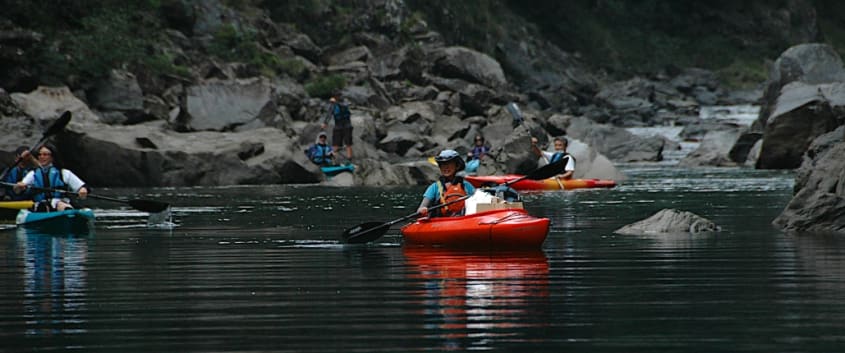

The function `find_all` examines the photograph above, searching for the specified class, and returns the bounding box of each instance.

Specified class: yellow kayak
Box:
[1,200,34,222]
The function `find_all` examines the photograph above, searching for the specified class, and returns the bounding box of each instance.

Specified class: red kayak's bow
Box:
[401,208,549,249]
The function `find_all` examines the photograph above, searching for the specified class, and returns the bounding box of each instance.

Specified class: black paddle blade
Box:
[128,199,170,213]
[342,221,391,244]
[526,159,567,180]
[44,111,72,138]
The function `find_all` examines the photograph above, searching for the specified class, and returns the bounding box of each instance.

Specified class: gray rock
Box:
[773,126,845,234]
[561,115,664,162]
[757,82,845,169]
[432,47,507,88]
[615,209,721,235]
[184,77,277,131]
[89,69,144,112]
[757,43,845,130]
[679,128,745,167]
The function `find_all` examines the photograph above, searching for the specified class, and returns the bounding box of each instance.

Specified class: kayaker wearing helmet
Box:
[417,149,476,217]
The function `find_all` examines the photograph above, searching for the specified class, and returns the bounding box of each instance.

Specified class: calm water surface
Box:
[3,165,845,352]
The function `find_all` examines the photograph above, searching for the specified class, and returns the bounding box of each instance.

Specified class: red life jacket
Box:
[436,177,468,217]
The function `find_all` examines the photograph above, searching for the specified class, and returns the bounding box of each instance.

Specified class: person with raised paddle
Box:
[2,146,40,201]
[14,143,89,212]
[417,149,476,218]
[532,137,575,180]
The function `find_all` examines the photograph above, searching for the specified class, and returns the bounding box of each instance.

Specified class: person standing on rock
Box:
[321,93,353,160]
[14,144,88,212]
[532,137,575,180]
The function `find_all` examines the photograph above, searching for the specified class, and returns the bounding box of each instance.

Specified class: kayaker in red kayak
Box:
[531,137,575,180]
[417,149,476,217]
[14,144,89,212]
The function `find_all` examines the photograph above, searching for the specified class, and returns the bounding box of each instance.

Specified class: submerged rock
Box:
[615,209,721,235]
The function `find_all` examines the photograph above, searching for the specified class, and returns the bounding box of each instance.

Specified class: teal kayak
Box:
[321,164,354,177]
[15,208,95,234]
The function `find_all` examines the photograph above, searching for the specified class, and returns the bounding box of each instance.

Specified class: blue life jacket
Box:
[3,166,29,200]
[550,152,570,164]
[32,167,67,202]
[307,144,333,165]
[332,103,351,126]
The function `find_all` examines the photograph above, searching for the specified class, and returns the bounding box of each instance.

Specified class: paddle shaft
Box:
[0,181,169,212]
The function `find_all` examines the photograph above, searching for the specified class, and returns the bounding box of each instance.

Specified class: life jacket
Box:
[550,152,573,164]
[434,176,468,217]
[306,143,333,165]
[3,166,29,200]
[469,145,489,160]
[332,103,351,126]
[32,167,67,202]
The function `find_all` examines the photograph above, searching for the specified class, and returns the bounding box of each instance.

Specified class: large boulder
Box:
[757,82,845,169]
[556,115,664,162]
[432,47,507,88]
[615,209,721,235]
[756,43,845,131]
[773,126,845,234]
[679,127,746,167]
[182,77,283,131]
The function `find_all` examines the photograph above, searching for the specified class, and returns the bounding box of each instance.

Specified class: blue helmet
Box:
[434,149,465,172]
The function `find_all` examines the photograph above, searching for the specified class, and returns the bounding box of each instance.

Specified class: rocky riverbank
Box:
[0,1,843,233]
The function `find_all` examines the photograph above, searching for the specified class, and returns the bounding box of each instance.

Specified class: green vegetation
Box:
[210,24,308,78]
[814,0,845,59]
[305,74,346,98]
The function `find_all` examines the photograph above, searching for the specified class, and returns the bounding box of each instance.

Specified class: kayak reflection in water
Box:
[417,150,476,217]
[14,144,89,212]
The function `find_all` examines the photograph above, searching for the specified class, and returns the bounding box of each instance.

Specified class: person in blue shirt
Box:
[304,131,335,166]
[417,150,476,217]
[2,146,39,200]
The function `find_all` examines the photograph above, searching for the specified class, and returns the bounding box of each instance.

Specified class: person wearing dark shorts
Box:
[321,94,353,160]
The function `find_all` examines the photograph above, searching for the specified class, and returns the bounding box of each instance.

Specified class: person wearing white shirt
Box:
[14,144,88,211]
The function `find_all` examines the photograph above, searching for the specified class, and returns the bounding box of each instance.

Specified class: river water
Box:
[4,106,845,352]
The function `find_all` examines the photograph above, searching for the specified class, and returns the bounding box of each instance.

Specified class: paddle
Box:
[0,181,170,213]
[0,111,72,181]
[341,158,567,244]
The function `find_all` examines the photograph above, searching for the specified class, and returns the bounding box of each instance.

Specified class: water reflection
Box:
[403,247,549,350]
[16,229,89,337]
[790,234,845,293]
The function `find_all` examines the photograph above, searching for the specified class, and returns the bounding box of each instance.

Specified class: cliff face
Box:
[0,0,840,189]
[0,0,831,96]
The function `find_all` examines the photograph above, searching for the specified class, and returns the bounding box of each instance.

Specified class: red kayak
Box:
[465,174,616,191]
[401,208,549,249]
